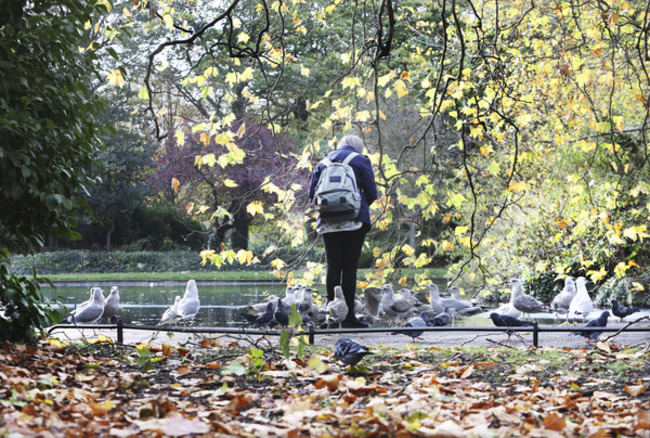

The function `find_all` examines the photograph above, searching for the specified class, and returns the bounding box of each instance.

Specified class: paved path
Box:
[47,319,650,350]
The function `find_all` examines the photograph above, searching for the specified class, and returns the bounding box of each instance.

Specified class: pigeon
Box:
[334,337,372,366]
[273,298,290,327]
[572,310,610,342]
[102,286,120,323]
[568,276,593,323]
[489,312,534,340]
[362,286,382,323]
[391,311,429,340]
[428,307,452,327]
[326,286,349,328]
[509,279,546,319]
[611,299,640,322]
[67,287,105,324]
[550,276,577,323]
[159,296,182,325]
[178,279,201,323]
[251,301,276,328]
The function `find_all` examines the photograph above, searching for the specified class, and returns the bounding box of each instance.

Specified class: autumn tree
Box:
[119,0,648,300]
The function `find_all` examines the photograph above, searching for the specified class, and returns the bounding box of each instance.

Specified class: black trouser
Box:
[322,225,368,320]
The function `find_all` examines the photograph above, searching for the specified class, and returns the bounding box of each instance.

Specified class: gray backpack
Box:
[314,152,361,222]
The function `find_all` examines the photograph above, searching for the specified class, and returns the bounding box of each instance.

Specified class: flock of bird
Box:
[65,275,641,348]
[240,276,642,344]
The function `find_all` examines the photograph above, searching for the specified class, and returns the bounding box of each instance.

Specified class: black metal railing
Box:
[45,320,650,348]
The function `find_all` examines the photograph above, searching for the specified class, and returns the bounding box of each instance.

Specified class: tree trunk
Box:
[105,218,115,251]
[231,209,250,250]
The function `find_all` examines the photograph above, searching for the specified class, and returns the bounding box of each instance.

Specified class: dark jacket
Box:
[308,145,378,226]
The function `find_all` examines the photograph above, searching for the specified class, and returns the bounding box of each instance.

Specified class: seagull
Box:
[509,279,546,320]
[102,286,120,323]
[382,285,416,325]
[248,294,280,313]
[489,312,534,340]
[441,286,478,312]
[160,296,182,325]
[362,286,382,323]
[550,276,577,323]
[391,311,429,340]
[428,307,453,327]
[67,287,105,324]
[326,286,349,328]
[334,338,372,366]
[610,299,640,322]
[251,301,276,328]
[177,279,201,323]
[424,284,445,314]
[572,311,610,342]
[568,276,593,323]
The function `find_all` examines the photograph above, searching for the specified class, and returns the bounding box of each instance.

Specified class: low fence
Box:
[46,321,650,348]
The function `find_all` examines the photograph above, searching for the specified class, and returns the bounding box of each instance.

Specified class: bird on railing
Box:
[177,279,200,324]
[509,279,546,320]
[610,299,640,322]
[489,312,534,341]
[325,286,349,329]
[572,310,610,343]
[550,276,576,324]
[334,337,372,367]
[391,311,429,340]
[102,286,120,324]
[568,276,593,323]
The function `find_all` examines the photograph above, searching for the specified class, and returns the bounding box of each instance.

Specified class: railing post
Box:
[308,324,315,345]
[532,322,539,348]
[117,319,124,345]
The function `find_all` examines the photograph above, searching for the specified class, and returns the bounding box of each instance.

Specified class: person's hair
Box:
[338,135,365,154]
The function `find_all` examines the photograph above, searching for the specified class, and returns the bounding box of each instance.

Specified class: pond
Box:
[42,281,632,329]
[43,281,285,328]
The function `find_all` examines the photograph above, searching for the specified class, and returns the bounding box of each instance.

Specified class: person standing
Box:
[308,135,378,328]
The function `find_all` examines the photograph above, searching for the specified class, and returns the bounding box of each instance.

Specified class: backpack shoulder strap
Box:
[341,152,359,166]
[320,157,333,167]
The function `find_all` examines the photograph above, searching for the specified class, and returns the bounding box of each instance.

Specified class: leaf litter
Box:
[0,337,648,437]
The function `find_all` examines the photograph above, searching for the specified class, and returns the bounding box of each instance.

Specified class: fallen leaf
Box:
[543,412,566,431]
[624,384,646,396]
[135,412,210,436]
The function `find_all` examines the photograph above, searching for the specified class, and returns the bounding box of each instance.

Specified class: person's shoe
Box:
[341,317,370,329]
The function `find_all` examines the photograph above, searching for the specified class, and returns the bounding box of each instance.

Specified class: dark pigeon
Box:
[334,338,372,366]
[251,301,276,328]
[391,311,429,340]
[273,299,290,327]
[428,307,452,327]
[298,302,313,326]
[489,312,534,340]
[611,299,640,322]
[572,310,610,342]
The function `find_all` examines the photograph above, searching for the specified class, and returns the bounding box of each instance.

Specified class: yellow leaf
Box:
[171,177,180,193]
[237,32,250,43]
[508,181,527,193]
[246,201,264,216]
[401,244,415,256]
[185,202,194,214]
[300,64,310,77]
[587,267,607,282]
[377,71,396,87]
[200,132,210,146]
[107,69,125,87]
[441,240,454,251]
[223,179,238,188]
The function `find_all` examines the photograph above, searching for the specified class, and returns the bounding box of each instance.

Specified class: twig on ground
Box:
[602,316,650,343]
